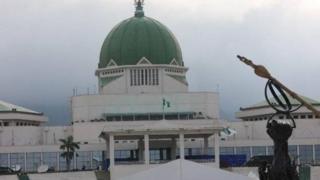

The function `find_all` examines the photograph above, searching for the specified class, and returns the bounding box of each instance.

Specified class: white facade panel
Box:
[71,92,219,122]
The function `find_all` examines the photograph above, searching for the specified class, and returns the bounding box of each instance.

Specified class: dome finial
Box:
[134,0,144,17]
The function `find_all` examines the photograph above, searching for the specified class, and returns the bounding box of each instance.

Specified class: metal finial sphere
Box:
[134,0,144,5]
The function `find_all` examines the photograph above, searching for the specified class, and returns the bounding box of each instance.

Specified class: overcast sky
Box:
[1,0,320,125]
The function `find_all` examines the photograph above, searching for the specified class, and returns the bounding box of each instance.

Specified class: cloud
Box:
[1,0,320,124]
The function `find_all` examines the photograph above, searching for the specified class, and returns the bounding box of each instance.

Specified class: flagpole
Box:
[162,98,165,120]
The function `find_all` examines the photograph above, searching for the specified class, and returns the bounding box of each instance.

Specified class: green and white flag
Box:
[162,98,170,109]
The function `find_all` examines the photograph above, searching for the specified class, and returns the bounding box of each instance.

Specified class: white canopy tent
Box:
[117,159,253,180]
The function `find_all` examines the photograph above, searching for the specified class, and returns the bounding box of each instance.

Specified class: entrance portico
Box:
[99,120,222,180]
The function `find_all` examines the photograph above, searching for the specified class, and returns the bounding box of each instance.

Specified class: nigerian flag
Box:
[162,98,170,109]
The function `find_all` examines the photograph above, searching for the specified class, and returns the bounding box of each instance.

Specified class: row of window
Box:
[164,68,184,73]
[130,69,159,86]
[244,113,320,121]
[0,121,39,127]
[1,144,319,172]
[101,69,124,75]
[73,112,207,123]
[0,151,102,172]
[220,145,320,165]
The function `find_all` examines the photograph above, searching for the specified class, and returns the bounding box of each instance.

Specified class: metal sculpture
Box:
[237,55,320,180]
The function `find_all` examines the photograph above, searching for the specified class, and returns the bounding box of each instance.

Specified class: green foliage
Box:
[59,136,80,171]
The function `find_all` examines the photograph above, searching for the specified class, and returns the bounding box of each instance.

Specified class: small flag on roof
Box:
[220,127,237,138]
[162,98,171,109]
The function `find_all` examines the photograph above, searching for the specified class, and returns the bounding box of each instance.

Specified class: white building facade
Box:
[0,2,223,177]
[1,1,320,179]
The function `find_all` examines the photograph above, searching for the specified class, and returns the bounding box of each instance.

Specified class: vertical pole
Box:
[24,152,27,172]
[74,152,77,170]
[203,137,209,155]
[8,153,10,168]
[297,145,300,165]
[144,134,150,165]
[179,133,185,159]
[313,144,316,165]
[171,138,177,160]
[90,151,93,169]
[40,152,43,165]
[109,135,115,168]
[138,139,143,162]
[57,152,60,171]
[214,133,220,168]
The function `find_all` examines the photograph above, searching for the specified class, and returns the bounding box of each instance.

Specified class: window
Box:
[308,115,313,119]
[137,70,140,85]
[315,145,320,165]
[150,114,163,120]
[76,151,91,169]
[191,148,201,155]
[133,70,137,85]
[267,146,274,155]
[155,69,159,85]
[300,115,306,119]
[59,152,74,171]
[122,115,134,121]
[220,147,234,155]
[288,145,298,159]
[299,145,313,164]
[148,69,152,85]
[236,147,251,161]
[152,69,156,85]
[0,153,8,167]
[43,152,58,170]
[130,70,133,86]
[252,146,266,156]
[10,153,25,171]
[150,150,160,161]
[130,68,159,86]
[115,150,131,160]
[26,152,41,172]
[92,151,102,169]
[141,69,144,85]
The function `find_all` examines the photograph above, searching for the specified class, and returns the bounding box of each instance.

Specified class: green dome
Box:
[99,4,183,68]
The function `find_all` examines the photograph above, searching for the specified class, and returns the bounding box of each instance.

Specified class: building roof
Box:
[98,3,183,68]
[118,159,252,180]
[242,95,320,110]
[0,100,42,115]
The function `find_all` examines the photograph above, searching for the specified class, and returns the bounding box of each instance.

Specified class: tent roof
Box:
[118,159,253,180]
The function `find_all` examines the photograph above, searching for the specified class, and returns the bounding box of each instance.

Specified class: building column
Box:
[171,138,177,160]
[138,139,143,162]
[8,153,11,168]
[40,152,43,165]
[297,145,300,165]
[214,133,220,168]
[203,137,209,155]
[57,152,60,171]
[313,144,316,164]
[90,151,93,169]
[109,135,115,168]
[144,134,150,165]
[179,133,185,159]
[24,152,27,171]
[74,152,77,170]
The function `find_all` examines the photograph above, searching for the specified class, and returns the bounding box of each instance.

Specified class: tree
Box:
[59,136,80,171]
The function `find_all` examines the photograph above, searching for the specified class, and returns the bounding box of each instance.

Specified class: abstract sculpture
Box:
[237,55,320,180]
